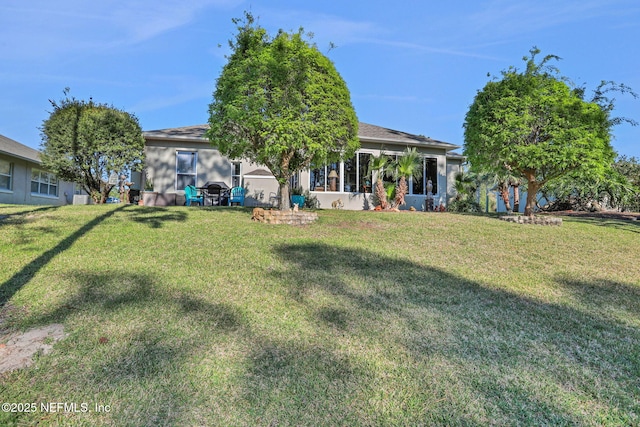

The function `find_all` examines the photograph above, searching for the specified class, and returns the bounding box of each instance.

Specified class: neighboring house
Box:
[0,134,75,206]
[142,122,464,210]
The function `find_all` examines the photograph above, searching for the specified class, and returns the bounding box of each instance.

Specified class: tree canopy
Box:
[463,48,635,216]
[40,90,145,203]
[207,13,359,209]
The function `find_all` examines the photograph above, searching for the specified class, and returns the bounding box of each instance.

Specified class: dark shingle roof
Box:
[144,122,460,151]
[0,134,41,163]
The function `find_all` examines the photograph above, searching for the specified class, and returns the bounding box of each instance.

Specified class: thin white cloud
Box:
[463,0,627,41]
[0,0,242,59]
[127,76,214,113]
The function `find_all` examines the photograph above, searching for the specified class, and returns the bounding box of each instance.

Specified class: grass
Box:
[0,204,639,426]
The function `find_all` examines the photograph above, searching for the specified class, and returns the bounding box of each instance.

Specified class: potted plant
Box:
[141,178,157,206]
[290,186,305,209]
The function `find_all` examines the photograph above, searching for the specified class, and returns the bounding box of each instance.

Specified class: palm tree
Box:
[454,170,477,201]
[391,147,423,208]
[368,152,390,209]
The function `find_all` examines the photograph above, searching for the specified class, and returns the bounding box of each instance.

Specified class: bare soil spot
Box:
[0,324,66,373]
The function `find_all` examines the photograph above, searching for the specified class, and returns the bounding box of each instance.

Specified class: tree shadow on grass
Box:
[564,216,640,234]
[123,205,188,229]
[0,205,61,228]
[0,205,124,306]
[19,270,248,426]
[267,242,640,425]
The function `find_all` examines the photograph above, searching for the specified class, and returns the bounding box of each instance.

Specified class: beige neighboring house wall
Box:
[0,134,75,206]
[142,122,465,209]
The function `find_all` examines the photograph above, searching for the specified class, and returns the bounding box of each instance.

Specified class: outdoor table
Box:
[200,181,230,206]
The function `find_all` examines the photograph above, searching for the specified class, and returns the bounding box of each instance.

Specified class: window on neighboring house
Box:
[31,169,58,196]
[176,151,197,190]
[0,159,12,191]
[231,162,241,187]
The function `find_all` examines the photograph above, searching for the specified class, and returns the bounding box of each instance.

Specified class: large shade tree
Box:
[464,48,635,216]
[207,13,359,209]
[40,90,145,203]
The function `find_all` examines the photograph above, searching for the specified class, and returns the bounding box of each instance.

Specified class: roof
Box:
[244,168,273,177]
[144,122,460,151]
[0,134,41,163]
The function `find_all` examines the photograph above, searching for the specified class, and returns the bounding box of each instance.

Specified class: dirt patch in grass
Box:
[0,324,66,374]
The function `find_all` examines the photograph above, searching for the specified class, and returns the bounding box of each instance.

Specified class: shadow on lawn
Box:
[0,205,61,228]
[28,270,247,426]
[7,239,638,425]
[0,205,124,306]
[564,216,640,234]
[125,206,188,229]
[265,242,640,425]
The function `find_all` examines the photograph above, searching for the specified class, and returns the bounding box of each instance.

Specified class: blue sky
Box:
[1,0,639,158]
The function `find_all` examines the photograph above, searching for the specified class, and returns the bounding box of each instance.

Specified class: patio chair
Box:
[228,186,245,206]
[184,185,203,206]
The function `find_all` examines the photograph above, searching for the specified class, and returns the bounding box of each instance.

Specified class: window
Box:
[0,159,12,191]
[359,153,372,193]
[310,163,327,191]
[411,158,438,195]
[176,151,197,190]
[231,162,241,187]
[311,153,373,193]
[289,173,300,191]
[31,169,58,196]
[344,156,357,192]
[311,162,340,192]
[426,158,437,194]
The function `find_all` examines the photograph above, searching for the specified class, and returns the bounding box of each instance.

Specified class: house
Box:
[141,122,464,210]
[0,134,75,206]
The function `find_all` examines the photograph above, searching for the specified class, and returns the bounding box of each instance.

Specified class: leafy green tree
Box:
[464,48,635,216]
[541,156,640,212]
[40,90,145,203]
[207,13,359,209]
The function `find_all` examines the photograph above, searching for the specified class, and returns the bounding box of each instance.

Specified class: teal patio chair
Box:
[184,185,204,206]
[228,186,245,206]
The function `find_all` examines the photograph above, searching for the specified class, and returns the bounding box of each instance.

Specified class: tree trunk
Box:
[279,181,291,210]
[393,176,408,208]
[499,181,512,213]
[524,171,538,217]
[512,183,520,213]
[374,179,388,209]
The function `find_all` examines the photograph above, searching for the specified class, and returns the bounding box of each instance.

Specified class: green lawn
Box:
[1,204,639,426]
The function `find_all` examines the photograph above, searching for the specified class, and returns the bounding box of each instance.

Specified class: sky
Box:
[1,0,639,159]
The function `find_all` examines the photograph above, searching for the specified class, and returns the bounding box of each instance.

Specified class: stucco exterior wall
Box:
[0,153,75,206]
[143,129,464,210]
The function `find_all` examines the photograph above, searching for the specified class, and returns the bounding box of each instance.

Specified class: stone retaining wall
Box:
[499,215,562,226]
[252,208,318,225]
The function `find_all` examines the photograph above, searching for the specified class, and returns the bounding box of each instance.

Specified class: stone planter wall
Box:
[499,215,562,226]
[252,208,318,225]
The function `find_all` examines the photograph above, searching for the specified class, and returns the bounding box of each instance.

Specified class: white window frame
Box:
[176,151,198,190]
[231,162,241,188]
[31,168,58,197]
[0,159,12,192]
